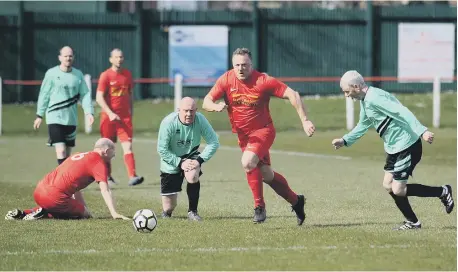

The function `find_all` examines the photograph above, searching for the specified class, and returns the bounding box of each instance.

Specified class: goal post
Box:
[83,74,93,134]
[174,73,183,112]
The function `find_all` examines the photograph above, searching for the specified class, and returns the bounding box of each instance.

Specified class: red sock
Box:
[246,167,265,208]
[124,153,136,178]
[268,172,298,205]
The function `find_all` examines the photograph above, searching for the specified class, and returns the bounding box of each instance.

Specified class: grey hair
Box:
[232,48,252,60]
[340,70,366,88]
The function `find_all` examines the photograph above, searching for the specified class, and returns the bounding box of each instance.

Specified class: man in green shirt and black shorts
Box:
[33,46,94,165]
[157,97,220,221]
[332,70,454,230]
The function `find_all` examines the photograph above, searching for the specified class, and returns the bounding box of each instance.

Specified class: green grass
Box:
[0,93,456,270]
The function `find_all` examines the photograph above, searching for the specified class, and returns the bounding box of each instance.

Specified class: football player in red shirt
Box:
[96,49,144,186]
[203,48,315,225]
[5,138,130,220]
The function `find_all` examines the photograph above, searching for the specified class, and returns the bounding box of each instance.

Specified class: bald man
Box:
[5,138,130,221]
[332,70,454,230]
[157,97,220,221]
[34,46,94,166]
[96,48,143,186]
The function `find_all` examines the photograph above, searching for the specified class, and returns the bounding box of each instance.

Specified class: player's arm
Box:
[202,75,227,112]
[36,71,53,119]
[267,77,315,136]
[341,107,372,147]
[92,161,129,220]
[78,72,94,116]
[196,114,220,165]
[371,95,427,137]
[129,72,134,116]
[95,72,115,116]
[157,120,183,168]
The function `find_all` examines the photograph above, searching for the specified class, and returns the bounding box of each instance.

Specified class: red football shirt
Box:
[97,68,133,116]
[208,70,287,135]
[41,152,108,196]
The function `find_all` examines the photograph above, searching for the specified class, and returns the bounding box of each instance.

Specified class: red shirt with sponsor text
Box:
[97,68,133,117]
[208,70,287,135]
[40,152,108,197]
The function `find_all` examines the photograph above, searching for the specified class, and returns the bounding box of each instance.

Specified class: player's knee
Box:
[241,158,257,172]
[382,180,392,193]
[391,182,407,196]
[260,165,274,183]
[184,168,200,183]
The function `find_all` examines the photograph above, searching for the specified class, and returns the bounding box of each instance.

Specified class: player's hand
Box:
[86,114,94,126]
[180,159,192,172]
[302,120,315,137]
[331,138,345,150]
[214,102,227,112]
[422,131,434,144]
[112,213,130,220]
[108,112,120,121]
[33,117,42,130]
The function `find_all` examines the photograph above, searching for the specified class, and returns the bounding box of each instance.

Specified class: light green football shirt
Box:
[343,87,427,154]
[157,112,220,174]
[36,66,93,126]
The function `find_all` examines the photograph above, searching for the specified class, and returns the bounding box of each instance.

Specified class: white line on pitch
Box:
[1,244,454,256]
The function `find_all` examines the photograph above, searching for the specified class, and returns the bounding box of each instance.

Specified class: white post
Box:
[174,73,183,111]
[345,97,354,130]
[84,74,92,134]
[0,77,2,136]
[432,76,441,129]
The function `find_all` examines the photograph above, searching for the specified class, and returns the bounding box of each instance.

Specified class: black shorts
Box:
[384,138,422,181]
[47,124,77,147]
[160,170,203,195]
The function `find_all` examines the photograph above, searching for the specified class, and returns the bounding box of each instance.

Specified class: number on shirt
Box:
[71,152,90,161]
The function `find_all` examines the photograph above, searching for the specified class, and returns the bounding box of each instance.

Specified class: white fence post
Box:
[174,74,183,112]
[432,76,441,129]
[84,74,92,134]
[346,97,354,130]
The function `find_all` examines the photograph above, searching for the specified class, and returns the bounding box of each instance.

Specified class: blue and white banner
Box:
[169,25,229,87]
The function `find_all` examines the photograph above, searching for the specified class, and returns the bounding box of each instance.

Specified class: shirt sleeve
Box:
[198,114,220,163]
[157,118,182,168]
[96,71,108,93]
[208,74,227,101]
[265,76,288,98]
[79,72,94,115]
[91,159,109,183]
[342,104,372,147]
[36,70,53,117]
[370,93,427,137]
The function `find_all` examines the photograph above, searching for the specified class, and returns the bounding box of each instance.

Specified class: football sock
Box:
[268,172,298,205]
[57,157,67,165]
[124,153,136,178]
[187,182,200,212]
[406,184,443,197]
[389,192,418,223]
[246,167,265,208]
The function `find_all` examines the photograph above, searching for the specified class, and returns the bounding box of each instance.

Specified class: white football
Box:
[132,209,158,233]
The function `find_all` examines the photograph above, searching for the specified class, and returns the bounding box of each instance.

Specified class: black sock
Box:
[389,192,418,223]
[57,157,67,165]
[407,184,443,197]
[187,182,200,212]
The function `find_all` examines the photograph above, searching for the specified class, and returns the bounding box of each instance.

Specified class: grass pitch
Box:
[0,93,456,270]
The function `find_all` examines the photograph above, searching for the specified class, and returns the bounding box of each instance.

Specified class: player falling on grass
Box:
[33,46,94,166]
[96,48,144,186]
[5,138,130,221]
[157,97,220,221]
[331,70,454,230]
[202,48,315,225]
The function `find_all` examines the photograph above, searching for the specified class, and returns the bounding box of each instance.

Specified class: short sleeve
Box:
[265,76,288,98]
[208,74,227,100]
[91,158,109,183]
[97,72,108,93]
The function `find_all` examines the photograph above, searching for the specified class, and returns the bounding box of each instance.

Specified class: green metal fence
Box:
[0,5,456,103]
